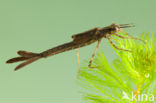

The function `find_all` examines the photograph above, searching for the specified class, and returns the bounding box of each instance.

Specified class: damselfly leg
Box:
[76,48,80,75]
[88,39,102,68]
[113,33,145,43]
[107,37,131,52]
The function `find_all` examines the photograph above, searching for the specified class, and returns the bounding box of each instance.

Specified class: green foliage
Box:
[78,32,156,103]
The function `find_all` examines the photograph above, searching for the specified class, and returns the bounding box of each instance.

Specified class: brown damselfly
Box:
[6,23,145,73]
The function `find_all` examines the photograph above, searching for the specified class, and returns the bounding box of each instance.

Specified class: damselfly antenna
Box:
[119,23,135,28]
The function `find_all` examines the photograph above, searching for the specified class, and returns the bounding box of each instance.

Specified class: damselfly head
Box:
[103,23,135,34]
[108,23,122,33]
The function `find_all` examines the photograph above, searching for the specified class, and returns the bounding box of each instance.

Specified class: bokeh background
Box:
[0,0,156,103]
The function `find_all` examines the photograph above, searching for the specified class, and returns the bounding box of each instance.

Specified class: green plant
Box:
[78,32,156,103]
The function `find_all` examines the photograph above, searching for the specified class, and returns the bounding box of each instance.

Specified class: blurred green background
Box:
[0,0,156,103]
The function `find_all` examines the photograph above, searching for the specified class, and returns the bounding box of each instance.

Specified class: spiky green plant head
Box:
[78,32,156,103]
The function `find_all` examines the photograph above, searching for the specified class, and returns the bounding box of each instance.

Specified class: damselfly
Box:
[6,23,144,73]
